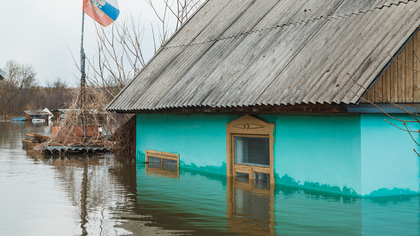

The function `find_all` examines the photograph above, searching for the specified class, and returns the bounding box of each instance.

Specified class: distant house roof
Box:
[24,109,51,117]
[0,69,6,80]
[107,0,420,112]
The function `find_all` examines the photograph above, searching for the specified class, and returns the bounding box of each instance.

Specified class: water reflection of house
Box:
[134,166,420,235]
[226,178,275,235]
[108,0,420,197]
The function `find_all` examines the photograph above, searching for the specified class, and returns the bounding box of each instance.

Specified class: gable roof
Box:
[107,0,420,112]
[0,68,6,80]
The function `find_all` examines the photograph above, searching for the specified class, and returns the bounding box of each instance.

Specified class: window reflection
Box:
[146,156,179,179]
[226,177,275,235]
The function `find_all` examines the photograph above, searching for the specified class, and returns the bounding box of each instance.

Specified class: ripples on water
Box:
[0,121,419,235]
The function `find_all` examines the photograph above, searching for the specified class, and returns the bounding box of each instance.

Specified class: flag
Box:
[83,0,120,27]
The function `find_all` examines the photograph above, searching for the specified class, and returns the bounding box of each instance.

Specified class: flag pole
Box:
[80,11,87,142]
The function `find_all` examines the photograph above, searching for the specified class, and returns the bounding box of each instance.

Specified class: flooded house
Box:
[107,0,420,197]
[24,108,53,122]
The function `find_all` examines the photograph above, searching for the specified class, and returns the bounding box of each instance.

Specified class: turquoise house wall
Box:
[136,113,420,197]
[267,115,362,195]
[360,114,420,196]
[136,114,238,175]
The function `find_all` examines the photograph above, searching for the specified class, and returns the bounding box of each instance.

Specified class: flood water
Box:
[1,121,419,236]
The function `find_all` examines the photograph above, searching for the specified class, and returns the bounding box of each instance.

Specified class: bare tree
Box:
[31,78,73,110]
[0,60,37,116]
[50,0,205,158]
[146,0,204,51]
[84,0,205,100]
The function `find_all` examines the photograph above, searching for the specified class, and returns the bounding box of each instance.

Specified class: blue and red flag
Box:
[83,0,120,27]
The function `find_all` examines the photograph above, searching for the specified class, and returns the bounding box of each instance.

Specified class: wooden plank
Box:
[25,133,51,140]
[226,124,232,177]
[370,86,375,102]
[365,87,374,103]
[146,149,179,159]
[406,39,414,102]
[398,46,406,103]
[390,55,399,103]
[374,74,384,103]
[364,78,373,102]
[414,32,420,102]
[383,66,391,102]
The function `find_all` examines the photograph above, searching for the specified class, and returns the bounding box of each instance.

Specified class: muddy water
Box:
[0,121,419,236]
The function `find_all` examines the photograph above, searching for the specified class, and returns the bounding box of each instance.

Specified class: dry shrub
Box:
[111,115,136,159]
[33,87,133,158]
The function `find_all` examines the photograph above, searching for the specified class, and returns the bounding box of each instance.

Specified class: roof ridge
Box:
[163,0,418,49]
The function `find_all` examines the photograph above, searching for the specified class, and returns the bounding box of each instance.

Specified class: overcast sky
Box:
[0,1,170,87]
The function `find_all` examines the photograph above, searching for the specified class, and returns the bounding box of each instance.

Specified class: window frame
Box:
[145,149,180,178]
[226,115,275,184]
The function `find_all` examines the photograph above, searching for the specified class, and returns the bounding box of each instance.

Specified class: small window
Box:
[145,150,179,178]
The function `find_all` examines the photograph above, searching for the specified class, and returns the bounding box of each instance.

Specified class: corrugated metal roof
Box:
[0,68,6,80]
[107,0,420,112]
[24,110,51,116]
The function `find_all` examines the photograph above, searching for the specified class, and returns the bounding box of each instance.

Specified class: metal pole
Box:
[80,12,87,142]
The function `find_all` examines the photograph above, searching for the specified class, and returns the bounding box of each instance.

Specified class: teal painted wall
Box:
[136,114,238,175]
[267,115,362,195]
[360,114,420,196]
[136,113,420,197]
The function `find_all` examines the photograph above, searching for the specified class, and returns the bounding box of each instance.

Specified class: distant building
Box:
[0,68,6,80]
[24,108,53,121]
[107,0,420,197]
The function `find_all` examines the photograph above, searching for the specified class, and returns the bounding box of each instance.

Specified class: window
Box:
[234,136,270,166]
[145,150,179,178]
[227,115,274,184]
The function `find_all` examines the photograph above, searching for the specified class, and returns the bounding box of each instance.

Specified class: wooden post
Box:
[80,12,87,142]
